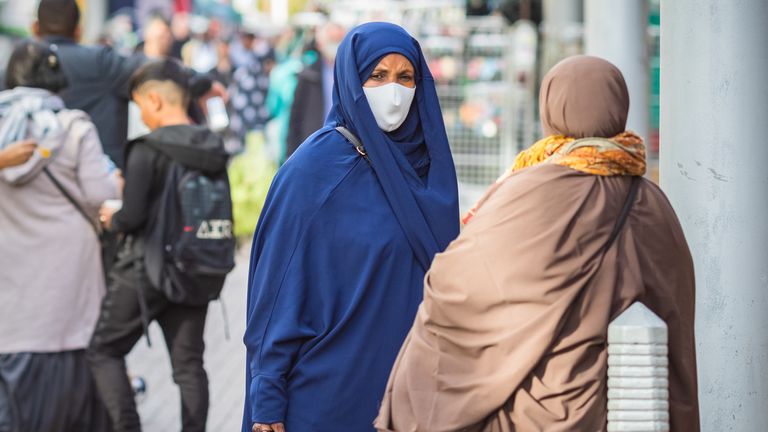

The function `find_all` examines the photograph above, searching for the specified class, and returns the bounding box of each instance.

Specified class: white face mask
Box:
[363,83,416,132]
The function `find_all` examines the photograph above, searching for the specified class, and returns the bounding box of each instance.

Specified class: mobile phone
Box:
[206,97,230,132]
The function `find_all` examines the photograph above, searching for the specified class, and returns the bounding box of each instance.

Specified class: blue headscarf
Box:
[326,22,459,269]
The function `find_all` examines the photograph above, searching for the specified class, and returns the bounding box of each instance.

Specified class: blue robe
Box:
[243,23,459,432]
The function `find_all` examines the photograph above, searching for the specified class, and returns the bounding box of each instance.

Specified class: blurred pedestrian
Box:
[209,38,234,88]
[230,21,274,71]
[100,11,137,56]
[142,15,173,59]
[33,0,144,169]
[170,12,191,60]
[243,23,459,432]
[262,26,311,164]
[34,0,147,275]
[182,16,219,73]
[87,59,232,432]
[0,40,119,432]
[127,15,174,140]
[375,56,700,431]
[285,21,345,158]
[228,25,274,139]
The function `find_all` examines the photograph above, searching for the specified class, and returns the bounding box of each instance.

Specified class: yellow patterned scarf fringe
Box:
[509,131,646,177]
[462,131,646,224]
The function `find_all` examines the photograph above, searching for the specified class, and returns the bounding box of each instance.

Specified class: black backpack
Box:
[144,154,236,305]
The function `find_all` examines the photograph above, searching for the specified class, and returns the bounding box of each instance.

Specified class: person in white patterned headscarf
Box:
[228,25,275,139]
[0,39,120,432]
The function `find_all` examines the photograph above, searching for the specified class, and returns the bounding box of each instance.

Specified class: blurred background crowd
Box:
[0,0,662,238]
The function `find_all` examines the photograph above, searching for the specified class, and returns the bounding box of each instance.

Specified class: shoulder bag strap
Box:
[335,126,371,165]
[43,167,102,236]
[603,176,641,252]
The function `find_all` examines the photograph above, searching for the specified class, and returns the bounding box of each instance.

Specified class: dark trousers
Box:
[87,249,209,432]
[0,350,111,432]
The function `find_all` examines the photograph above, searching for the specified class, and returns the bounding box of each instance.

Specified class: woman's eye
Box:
[399,75,413,82]
[371,73,384,80]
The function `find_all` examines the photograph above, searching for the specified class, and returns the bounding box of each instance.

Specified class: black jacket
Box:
[112,125,228,238]
[286,59,326,158]
[46,36,146,168]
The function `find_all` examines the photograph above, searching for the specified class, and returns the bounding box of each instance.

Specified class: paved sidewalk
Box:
[126,244,251,432]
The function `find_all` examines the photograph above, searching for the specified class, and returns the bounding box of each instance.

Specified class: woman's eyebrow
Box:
[371,67,389,73]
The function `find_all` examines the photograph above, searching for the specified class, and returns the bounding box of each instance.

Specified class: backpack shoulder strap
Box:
[335,126,371,165]
[44,110,102,236]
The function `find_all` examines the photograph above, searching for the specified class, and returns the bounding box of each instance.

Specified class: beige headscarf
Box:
[461,56,643,225]
[540,55,629,138]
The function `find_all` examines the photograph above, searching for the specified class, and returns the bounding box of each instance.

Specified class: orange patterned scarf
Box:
[462,131,646,224]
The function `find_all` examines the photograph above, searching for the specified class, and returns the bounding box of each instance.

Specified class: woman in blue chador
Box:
[242,22,460,432]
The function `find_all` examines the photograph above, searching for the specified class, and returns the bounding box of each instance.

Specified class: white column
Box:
[660,1,768,430]
[607,303,669,432]
[584,0,649,141]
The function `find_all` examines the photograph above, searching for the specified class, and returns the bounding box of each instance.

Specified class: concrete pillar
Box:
[584,0,649,141]
[659,1,768,430]
[509,20,539,153]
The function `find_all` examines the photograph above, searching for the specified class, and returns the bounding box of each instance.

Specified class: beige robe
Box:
[375,164,699,431]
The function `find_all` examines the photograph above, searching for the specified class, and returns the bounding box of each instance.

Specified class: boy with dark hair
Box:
[87,59,232,432]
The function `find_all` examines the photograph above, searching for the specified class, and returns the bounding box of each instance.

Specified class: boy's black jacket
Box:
[129,124,228,173]
[112,125,228,236]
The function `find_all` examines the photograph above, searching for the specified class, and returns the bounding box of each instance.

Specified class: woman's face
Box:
[363,54,416,89]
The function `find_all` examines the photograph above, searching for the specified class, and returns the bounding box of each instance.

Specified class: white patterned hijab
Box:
[0,86,66,184]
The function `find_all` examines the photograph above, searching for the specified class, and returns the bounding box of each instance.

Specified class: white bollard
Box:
[607,303,669,432]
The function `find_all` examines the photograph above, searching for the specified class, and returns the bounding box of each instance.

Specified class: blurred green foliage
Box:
[229,132,277,240]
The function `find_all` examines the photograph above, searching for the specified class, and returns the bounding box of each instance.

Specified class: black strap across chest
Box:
[43,167,102,235]
[335,126,371,165]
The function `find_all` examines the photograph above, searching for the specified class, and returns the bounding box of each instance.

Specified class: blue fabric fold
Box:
[242,22,459,432]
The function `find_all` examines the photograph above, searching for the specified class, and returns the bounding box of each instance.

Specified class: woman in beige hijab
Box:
[375,55,699,431]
